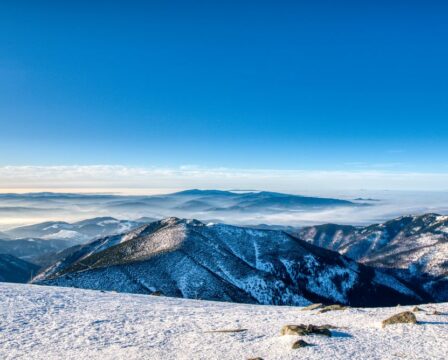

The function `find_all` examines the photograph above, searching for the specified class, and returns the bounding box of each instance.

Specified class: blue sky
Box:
[0,1,447,184]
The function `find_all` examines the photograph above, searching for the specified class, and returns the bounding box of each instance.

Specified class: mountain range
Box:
[4,216,145,241]
[298,213,448,301]
[103,189,358,218]
[1,209,446,306]
[0,217,153,265]
[34,217,421,307]
[0,189,360,229]
[0,189,361,267]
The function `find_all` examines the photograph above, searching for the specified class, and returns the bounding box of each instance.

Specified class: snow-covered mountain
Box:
[299,213,448,301]
[0,254,39,283]
[0,217,148,267]
[35,217,422,306]
[5,216,143,242]
[2,283,447,360]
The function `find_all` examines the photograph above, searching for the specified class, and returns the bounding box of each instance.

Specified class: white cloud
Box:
[0,165,448,194]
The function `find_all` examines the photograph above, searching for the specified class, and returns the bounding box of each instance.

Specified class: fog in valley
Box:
[1,189,447,231]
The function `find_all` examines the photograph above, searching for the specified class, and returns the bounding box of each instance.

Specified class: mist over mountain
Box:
[2,189,448,231]
[95,189,358,214]
[0,189,361,229]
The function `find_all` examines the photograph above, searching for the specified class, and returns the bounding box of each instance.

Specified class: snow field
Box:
[1,283,447,360]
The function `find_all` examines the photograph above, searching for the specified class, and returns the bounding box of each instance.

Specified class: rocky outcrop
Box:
[382,311,417,328]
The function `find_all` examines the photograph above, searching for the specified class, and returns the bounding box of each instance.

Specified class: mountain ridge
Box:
[35,217,422,307]
[298,213,448,301]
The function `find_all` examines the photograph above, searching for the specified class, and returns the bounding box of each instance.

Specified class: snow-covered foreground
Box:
[1,283,447,360]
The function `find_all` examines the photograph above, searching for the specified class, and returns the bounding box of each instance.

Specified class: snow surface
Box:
[1,283,447,360]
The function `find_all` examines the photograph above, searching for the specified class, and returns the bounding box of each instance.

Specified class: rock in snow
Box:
[291,339,313,349]
[35,217,421,307]
[1,283,447,360]
[381,311,417,328]
[280,324,332,337]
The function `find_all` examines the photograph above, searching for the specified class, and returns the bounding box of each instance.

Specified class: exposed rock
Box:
[292,339,312,349]
[318,304,348,313]
[412,306,423,312]
[382,311,417,328]
[151,291,163,296]
[247,358,263,360]
[300,303,323,311]
[280,324,332,337]
[428,310,442,315]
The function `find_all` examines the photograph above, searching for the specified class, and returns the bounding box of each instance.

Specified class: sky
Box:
[0,1,447,193]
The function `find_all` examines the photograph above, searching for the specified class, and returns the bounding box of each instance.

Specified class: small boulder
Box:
[247,358,263,360]
[318,304,347,313]
[281,325,306,335]
[382,311,417,328]
[292,339,312,349]
[280,324,331,337]
[301,303,323,311]
[151,291,164,296]
[412,306,423,312]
